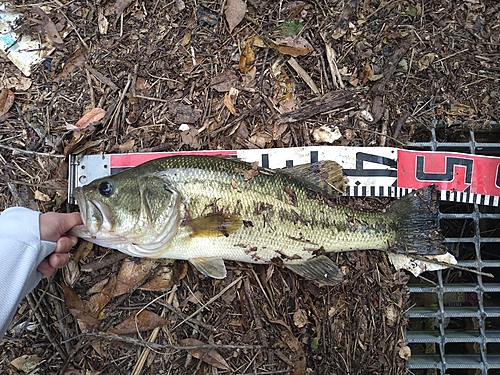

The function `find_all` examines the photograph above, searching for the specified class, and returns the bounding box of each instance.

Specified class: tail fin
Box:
[388,187,446,255]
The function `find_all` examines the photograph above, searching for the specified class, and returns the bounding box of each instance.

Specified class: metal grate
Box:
[406,124,500,374]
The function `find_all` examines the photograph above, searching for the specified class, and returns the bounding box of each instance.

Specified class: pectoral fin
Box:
[189,257,227,279]
[286,255,343,285]
[188,213,242,238]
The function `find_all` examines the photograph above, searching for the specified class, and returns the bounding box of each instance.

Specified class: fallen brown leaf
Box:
[10,355,42,373]
[273,36,313,57]
[62,283,100,328]
[180,338,231,371]
[210,71,239,92]
[87,276,116,316]
[225,0,246,33]
[118,139,135,153]
[239,41,255,74]
[223,93,238,116]
[55,49,85,81]
[114,258,158,297]
[72,108,106,129]
[447,103,475,117]
[32,7,64,48]
[0,88,15,117]
[109,310,168,335]
[104,0,134,16]
[362,62,374,86]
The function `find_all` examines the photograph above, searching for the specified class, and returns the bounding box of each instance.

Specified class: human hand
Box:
[37,212,83,278]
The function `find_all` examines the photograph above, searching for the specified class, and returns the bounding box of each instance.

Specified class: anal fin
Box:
[189,257,227,279]
[286,255,342,285]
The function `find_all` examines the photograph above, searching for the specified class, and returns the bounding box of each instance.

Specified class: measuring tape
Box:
[68,147,500,207]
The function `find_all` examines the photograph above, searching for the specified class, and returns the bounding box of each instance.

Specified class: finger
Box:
[53,236,78,254]
[37,259,56,278]
[40,212,83,242]
[59,212,84,233]
[48,253,70,269]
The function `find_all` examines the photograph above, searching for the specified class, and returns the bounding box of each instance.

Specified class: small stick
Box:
[287,57,320,95]
[62,332,263,350]
[172,275,244,329]
[322,36,345,89]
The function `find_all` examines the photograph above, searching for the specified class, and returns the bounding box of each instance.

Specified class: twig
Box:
[322,35,345,89]
[27,292,67,360]
[131,287,175,375]
[157,299,215,333]
[105,72,132,133]
[243,277,268,364]
[84,63,119,91]
[135,94,173,103]
[0,144,65,158]
[173,275,244,329]
[287,57,320,95]
[407,254,494,278]
[62,332,263,350]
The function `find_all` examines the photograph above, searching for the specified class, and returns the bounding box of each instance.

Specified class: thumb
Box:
[40,212,83,242]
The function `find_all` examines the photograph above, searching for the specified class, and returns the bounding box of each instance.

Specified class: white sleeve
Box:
[0,207,56,340]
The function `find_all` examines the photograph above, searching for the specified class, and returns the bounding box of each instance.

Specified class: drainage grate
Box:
[406,125,500,374]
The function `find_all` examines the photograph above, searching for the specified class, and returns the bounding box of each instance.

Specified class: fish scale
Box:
[70,155,446,285]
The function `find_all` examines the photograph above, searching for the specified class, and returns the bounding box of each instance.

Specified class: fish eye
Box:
[98,180,114,196]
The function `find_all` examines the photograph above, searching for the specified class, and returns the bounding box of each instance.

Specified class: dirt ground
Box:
[1,0,499,374]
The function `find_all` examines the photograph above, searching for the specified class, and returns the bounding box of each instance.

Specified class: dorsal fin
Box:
[283,160,347,196]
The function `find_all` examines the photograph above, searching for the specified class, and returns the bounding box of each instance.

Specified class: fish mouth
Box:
[73,187,114,233]
[73,187,89,227]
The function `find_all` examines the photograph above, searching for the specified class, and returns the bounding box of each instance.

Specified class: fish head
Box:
[72,172,181,257]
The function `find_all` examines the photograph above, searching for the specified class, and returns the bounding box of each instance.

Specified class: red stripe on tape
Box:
[398,149,500,196]
[110,150,237,168]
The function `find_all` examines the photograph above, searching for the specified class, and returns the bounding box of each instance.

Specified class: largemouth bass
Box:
[70,155,445,285]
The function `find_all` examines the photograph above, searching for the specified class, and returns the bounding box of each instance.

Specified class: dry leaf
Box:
[250,34,267,48]
[224,93,238,116]
[210,71,239,92]
[273,36,313,57]
[55,49,85,81]
[32,7,64,48]
[87,276,116,316]
[98,7,109,34]
[105,0,134,16]
[0,88,15,117]
[282,1,308,18]
[87,278,110,295]
[225,0,246,33]
[292,309,308,328]
[62,283,100,328]
[181,338,231,371]
[447,103,475,117]
[180,125,200,149]
[11,355,42,373]
[34,190,51,202]
[72,108,106,129]
[399,345,412,360]
[362,62,373,86]
[239,41,255,74]
[181,30,192,46]
[114,258,158,297]
[140,263,175,291]
[417,52,438,71]
[1,74,32,91]
[118,139,135,153]
[109,310,168,335]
